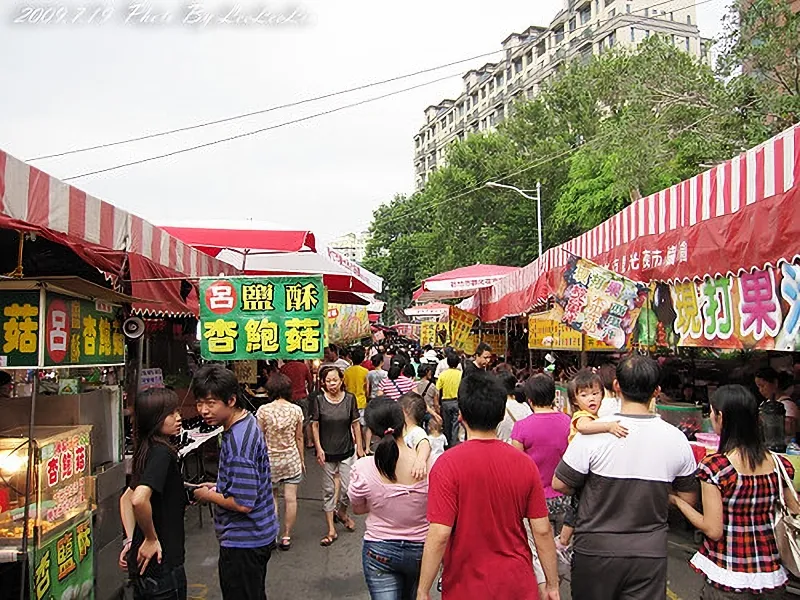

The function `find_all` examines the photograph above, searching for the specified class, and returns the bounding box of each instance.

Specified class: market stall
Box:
[0,148,236,600]
[412,264,520,303]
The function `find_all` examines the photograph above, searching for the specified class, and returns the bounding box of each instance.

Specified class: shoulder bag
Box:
[772,452,800,576]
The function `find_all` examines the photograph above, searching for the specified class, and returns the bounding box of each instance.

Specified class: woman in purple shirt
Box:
[348,399,429,600]
[511,374,571,524]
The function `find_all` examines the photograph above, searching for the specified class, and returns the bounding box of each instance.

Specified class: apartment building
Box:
[328,231,370,263]
[414,0,711,190]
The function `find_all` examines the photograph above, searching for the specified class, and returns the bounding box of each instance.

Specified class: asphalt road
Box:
[178,448,796,600]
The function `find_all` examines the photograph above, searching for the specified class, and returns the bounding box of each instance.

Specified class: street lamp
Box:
[485,181,543,257]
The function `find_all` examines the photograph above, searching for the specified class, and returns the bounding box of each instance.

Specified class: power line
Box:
[27,50,503,162]
[60,0,718,182]
[36,0,715,166]
[61,71,464,181]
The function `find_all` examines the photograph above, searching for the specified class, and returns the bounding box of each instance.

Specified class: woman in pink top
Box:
[511,374,571,523]
[348,399,428,600]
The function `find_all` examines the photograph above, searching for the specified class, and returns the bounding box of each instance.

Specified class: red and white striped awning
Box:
[0,149,236,315]
[478,123,800,322]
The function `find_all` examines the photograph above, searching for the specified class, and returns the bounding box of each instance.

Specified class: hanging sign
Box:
[199,276,326,361]
[552,255,649,349]
[528,313,583,351]
[327,303,371,345]
[420,322,449,348]
[646,263,800,351]
[0,291,40,368]
[44,294,125,367]
[449,307,477,351]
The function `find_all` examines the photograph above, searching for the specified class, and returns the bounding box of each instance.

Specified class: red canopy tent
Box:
[476,123,800,322]
[164,225,383,305]
[412,264,521,302]
[0,150,236,316]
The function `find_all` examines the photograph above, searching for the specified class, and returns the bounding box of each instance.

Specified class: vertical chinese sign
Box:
[44,295,125,367]
[0,291,40,368]
[419,322,449,348]
[31,517,93,600]
[448,307,477,352]
[199,276,326,360]
[553,256,649,349]
[39,427,92,540]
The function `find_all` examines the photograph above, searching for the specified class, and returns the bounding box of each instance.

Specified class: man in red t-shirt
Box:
[417,371,560,600]
[279,360,314,444]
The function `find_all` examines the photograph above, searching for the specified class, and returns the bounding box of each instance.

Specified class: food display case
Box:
[0,425,94,552]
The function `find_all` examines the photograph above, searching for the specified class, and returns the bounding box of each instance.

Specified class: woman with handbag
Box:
[670,385,800,599]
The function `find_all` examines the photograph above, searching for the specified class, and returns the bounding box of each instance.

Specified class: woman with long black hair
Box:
[119,389,187,599]
[671,385,800,598]
[348,398,429,599]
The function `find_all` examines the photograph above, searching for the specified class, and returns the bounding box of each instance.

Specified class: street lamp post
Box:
[485,181,543,257]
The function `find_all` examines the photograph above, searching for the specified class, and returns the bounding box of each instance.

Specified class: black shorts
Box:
[571,553,667,600]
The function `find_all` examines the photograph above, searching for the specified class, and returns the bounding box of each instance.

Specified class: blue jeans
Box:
[362,540,425,600]
[440,399,460,448]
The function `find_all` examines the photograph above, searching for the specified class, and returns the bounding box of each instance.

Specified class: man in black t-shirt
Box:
[464,343,493,377]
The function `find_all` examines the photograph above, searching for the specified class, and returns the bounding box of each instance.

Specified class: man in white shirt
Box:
[435,348,462,379]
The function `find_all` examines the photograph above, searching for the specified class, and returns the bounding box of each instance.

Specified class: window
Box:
[569,16,576,31]
[671,34,676,45]
[514,58,523,73]
[506,68,512,81]
[687,14,692,25]
[669,11,674,20]
[644,29,650,38]
[537,41,546,57]
[527,50,534,64]
[608,30,616,47]
[580,8,591,25]
[644,8,649,17]
[448,113,454,124]
[630,27,635,42]
[626,3,631,13]
[685,37,690,51]
[594,0,600,15]
[495,73,504,87]
[555,26,565,43]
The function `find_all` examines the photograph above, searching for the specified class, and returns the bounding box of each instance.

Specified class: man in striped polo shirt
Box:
[192,365,279,600]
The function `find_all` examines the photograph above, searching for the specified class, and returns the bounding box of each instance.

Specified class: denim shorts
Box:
[277,472,303,485]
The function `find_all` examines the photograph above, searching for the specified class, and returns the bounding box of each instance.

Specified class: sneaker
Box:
[554,536,572,567]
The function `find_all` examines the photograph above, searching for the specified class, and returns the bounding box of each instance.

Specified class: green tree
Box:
[719,0,800,131]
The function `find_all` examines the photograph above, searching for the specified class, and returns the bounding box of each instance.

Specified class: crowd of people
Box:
[118,341,800,600]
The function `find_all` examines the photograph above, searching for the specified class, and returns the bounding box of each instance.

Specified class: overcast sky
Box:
[0,0,728,247]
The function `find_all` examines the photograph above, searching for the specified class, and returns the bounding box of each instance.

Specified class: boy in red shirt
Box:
[417,371,560,600]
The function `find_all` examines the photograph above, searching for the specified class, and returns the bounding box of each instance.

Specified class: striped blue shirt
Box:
[214,412,278,548]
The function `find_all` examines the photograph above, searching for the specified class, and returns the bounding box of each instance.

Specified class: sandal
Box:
[334,512,356,532]
[320,533,338,547]
[278,536,291,551]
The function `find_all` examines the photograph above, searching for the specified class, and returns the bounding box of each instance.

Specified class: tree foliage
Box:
[365,16,800,315]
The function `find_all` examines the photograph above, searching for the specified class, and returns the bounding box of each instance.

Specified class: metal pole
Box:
[19,374,38,600]
[536,181,543,258]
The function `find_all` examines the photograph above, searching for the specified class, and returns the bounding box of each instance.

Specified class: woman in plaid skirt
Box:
[670,385,800,598]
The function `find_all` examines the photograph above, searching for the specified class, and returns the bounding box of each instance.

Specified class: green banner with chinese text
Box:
[30,516,94,600]
[0,291,41,368]
[199,276,326,360]
[43,294,125,367]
